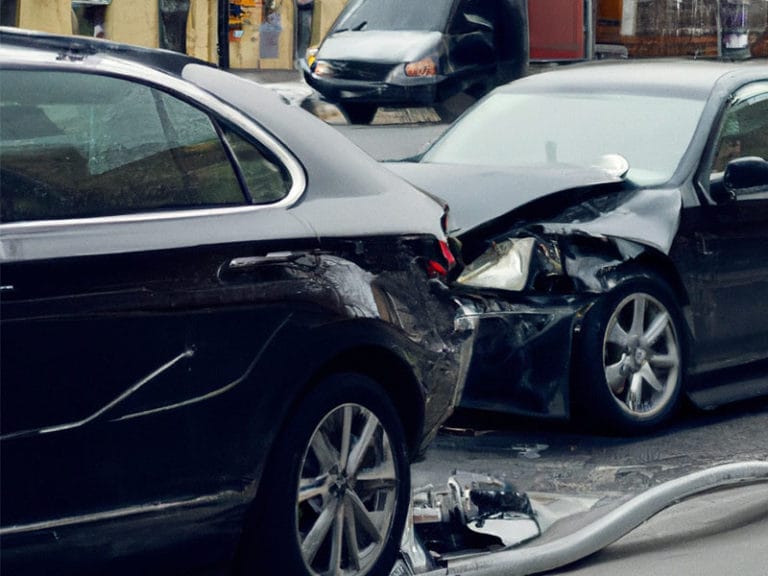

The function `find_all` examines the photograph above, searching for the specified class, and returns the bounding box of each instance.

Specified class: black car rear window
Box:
[332,0,454,32]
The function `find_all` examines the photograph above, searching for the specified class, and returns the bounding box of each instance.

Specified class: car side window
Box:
[711,84,768,174]
[0,70,246,223]
[221,125,292,205]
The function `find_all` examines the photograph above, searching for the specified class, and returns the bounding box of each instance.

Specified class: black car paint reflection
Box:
[0,28,473,576]
[388,60,768,434]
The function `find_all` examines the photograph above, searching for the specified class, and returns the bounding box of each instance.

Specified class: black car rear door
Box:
[0,67,309,534]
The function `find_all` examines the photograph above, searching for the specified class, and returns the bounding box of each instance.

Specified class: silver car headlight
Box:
[457,237,536,291]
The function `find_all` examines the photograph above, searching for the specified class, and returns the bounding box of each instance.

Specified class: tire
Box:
[341,103,378,125]
[238,373,410,576]
[573,272,686,435]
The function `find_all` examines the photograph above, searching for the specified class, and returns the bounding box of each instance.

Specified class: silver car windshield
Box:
[422,91,708,186]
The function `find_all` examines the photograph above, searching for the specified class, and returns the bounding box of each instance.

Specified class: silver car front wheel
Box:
[602,292,681,419]
[574,272,686,434]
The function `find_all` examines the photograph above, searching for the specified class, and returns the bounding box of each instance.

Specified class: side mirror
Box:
[724,156,768,195]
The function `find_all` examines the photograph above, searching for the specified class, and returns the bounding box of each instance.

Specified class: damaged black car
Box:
[388,60,768,435]
[0,28,473,576]
[302,0,528,124]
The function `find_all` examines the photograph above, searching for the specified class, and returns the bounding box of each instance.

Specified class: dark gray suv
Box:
[302,0,528,123]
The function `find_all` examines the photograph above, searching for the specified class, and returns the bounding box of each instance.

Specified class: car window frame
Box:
[696,80,768,204]
[0,57,306,232]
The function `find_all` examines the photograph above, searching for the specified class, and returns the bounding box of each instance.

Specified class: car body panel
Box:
[0,27,474,574]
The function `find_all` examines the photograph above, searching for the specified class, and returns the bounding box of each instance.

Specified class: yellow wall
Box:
[18,0,72,34]
[313,0,344,44]
[13,0,349,68]
[228,1,294,69]
[104,0,159,48]
[186,0,218,63]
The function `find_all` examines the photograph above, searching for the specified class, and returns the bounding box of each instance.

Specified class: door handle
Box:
[226,252,298,270]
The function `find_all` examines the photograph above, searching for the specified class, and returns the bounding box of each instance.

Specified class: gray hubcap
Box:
[603,292,681,418]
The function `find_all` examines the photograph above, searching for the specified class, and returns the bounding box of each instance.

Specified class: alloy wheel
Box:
[602,292,681,418]
[296,403,399,576]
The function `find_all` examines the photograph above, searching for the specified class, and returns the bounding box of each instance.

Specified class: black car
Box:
[302,0,527,124]
[388,59,768,435]
[0,28,473,576]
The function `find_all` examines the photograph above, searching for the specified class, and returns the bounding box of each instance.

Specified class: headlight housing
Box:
[313,60,335,77]
[404,57,437,78]
[457,238,536,291]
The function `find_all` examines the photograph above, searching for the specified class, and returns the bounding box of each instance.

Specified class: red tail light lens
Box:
[439,239,456,270]
[426,239,457,279]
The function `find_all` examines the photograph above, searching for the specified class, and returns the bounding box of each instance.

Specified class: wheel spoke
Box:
[346,488,383,544]
[344,496,361,571]
[629,297,647,338]
[299,475,329,503]
[627,372,644,411]
[346,412,378,478]
[355,460,397,493]
[607,321,630,348]
[605,359,627,394]
[328,497,345,575]
[638,362,664,392]
[302,498,340,564]
[339,405,353,472]
[650,351,679,369]
[311,429,340,475]
[643,311,670,348]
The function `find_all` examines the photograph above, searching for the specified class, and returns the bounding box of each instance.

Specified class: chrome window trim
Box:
[0,55,307,230]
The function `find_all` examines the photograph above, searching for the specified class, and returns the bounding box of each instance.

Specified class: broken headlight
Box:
[457,238,536,291]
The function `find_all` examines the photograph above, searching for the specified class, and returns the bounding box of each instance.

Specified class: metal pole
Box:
[218,0,230,68]
[421,461,768,576]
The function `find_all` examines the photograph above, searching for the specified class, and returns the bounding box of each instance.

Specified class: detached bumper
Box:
[303,66,440,107]
[455,293,596,418]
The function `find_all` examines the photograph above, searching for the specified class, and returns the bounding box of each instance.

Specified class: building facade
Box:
[1,0,346,69]
[1,0,766,69]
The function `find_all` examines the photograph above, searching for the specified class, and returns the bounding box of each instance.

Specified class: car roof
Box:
[0,26,211,77]
[496,59,768,100]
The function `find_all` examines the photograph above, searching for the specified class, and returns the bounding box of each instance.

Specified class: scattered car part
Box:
[396,461,768,576]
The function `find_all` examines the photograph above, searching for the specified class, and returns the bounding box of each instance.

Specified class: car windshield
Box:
[421,90,708,186]
[332,0,454,32]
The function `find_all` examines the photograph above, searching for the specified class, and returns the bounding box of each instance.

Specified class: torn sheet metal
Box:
[452,294,594,418]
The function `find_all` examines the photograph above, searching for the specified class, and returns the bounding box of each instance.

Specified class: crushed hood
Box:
[386,162,682,255]
[317,31,443,63]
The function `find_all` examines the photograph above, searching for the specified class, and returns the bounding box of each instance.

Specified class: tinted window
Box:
[332,0,454,32]
[221,125,293,204]
[711,83,768,173]
[0,70,245,222]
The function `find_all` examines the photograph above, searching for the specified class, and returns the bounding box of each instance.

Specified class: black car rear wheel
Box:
[341,103,378,125]
[574,272,685,434]
[239,373,410,576]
